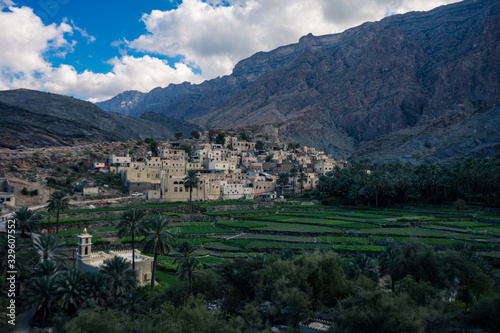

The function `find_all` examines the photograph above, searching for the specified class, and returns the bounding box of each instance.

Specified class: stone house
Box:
[0,178,15,206]
[76,229,153,286]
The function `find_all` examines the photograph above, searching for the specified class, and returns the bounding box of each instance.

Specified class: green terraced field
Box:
[171,226,238,234]
[369,236,459,245]
[52,202,500,261]
[317,236,371,243]
[434,221,496,228]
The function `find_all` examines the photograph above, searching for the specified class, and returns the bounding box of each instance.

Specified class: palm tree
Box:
[378,244,403,291]
[85,271,111,308]
[56,269,88,315]
[31,260,61,279]
[117,208,146,269]
[459,158,479,205]
[115,288,147,317]
[369,170,387,208]
[13,206,40,237]
[346,253,378,281]
[174,241,196,266]
[33,233,66,265]
[46,190,70,233]
[277,173,289,196]
[184,170,200,214]
[23,275,57,321]
[142,215,175,290]
[289,167,298,194]
[100,256,137,301]
[298,172,307,196]
[178,256,202,298]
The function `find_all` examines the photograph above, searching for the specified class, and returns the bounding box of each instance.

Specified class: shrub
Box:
[455,199,467,210]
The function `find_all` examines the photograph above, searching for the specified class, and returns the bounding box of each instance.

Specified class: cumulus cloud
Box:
[0,2,202,101]
[129,0,459,79]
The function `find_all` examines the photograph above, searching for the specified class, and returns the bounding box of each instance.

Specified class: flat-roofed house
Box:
[0,178,15,206]
[76,229,153,286]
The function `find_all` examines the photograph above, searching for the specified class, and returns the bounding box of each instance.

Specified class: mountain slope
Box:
[97,0,500,161]
[0,89,200,148]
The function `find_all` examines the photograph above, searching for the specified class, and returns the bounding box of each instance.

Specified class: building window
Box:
[174,187,178,192]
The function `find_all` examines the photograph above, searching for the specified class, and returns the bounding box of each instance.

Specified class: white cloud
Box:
[0,2,202,101]
[129,0,459,79]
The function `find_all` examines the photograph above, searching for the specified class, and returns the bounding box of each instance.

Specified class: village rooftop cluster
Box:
[93,132,345,202]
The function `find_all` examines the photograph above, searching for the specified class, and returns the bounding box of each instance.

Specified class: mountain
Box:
[0,89,200,148]
[100,0,500,162]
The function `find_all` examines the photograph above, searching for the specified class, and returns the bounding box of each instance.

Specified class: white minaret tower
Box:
[76,228,92,271]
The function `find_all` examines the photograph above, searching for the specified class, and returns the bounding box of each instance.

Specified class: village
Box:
[91,131,345,203]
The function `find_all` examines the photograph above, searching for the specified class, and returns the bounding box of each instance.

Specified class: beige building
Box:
[0,178,15,206]
[76,229,153,286]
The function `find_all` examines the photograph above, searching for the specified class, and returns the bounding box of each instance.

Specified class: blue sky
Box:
[0,0,458,101]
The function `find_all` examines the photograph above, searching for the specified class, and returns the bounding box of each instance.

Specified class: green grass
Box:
[204,209,272,216]
[217,221,268,229]
[171,226,238,234]
[470,226,500,235]
[434,221,495,228]
[203,242,248,252]
[157,261,178,272]
[252,221,342,233]
[318,236,371,243]
[369,236,459,245]
[154,270,179,286]
[198,256,230,264]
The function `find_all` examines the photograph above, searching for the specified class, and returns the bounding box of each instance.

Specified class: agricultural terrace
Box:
[41,200,500,285]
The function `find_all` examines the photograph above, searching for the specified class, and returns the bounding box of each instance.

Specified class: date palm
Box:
[85,271,111,308]
[56,269,88,315]
[13,206,40,237]
[346,253,378,281]
[173,241,196,268]
[289,167,298,194]
[115,288,147,317]
[117,208,146,269]
[277,173,289,196]
[142,214,175,290]
[100,255,137,301]
[298,172,307,196]
[178,255,202,298]
[23,274,57,321]
[46,190,70,233]
[184,170,200,214]
[33,233,66,266]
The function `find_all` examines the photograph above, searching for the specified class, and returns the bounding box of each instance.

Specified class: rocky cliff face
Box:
[97,0,500,162]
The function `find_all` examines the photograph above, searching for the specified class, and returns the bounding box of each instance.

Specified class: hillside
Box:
[0,89,200,148]
[97,0,500,162]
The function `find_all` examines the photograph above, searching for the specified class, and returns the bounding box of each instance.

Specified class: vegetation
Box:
[116,208,146,270]
[46,191,70,233]
[316,155,500,208]
[183,170,200,214]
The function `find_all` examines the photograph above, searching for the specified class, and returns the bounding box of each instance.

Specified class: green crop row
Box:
[317,236,371,243]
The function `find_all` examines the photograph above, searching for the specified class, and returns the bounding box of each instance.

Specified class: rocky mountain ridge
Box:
[97,0,500,162]
[0,89,200,148]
